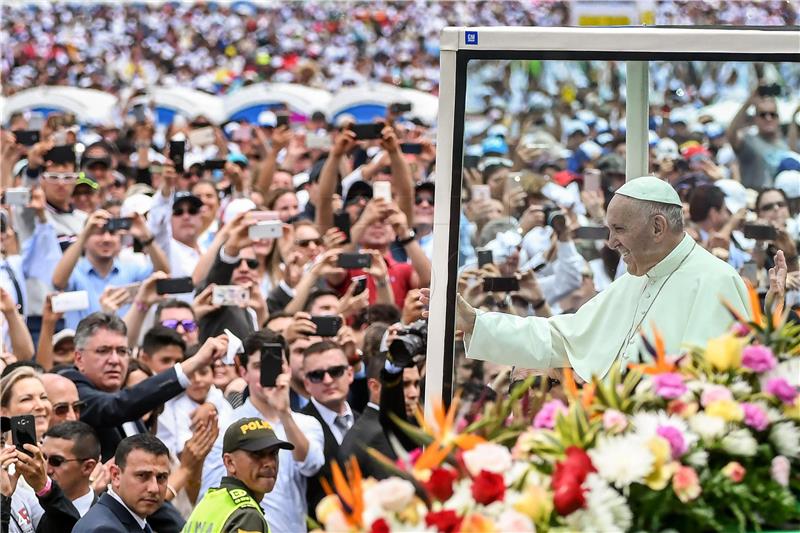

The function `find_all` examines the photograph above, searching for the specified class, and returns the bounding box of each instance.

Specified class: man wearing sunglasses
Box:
[727,89,789,189]
[41,373,82,427]
[155,299,199,347]
[299,340,358,520]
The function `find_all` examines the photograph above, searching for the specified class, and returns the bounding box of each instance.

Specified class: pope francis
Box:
[455,176,752,382]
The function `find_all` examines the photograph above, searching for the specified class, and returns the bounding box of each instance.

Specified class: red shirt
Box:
[336,253,414,308]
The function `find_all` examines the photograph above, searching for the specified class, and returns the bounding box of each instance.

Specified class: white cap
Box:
[257,111,277,128]
[184,152,205,171]
[579,140,603,161]
[293,172,310,189]
[714,179,748,214]
[487,124,508,138]
[52,328,76,347]
[669,108,691,124]
[565,120,589,137]
[222,198,256,224]
[775,170,800,200]
[121,193,154,217]
[655,138,680,160]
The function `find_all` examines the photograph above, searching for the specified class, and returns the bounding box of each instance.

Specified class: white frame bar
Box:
[626,60,650,179]
[426,26,799,418]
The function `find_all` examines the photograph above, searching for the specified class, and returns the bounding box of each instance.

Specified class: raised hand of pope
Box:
[419,288,476,335]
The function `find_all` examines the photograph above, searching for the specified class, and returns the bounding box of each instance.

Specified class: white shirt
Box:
[71,488,94,517]
[199,399,325,533]
[310,397,354,445]
[9,477,42,533]
[107,488,147,529]
[157,387,233,456]
[168,238,201,279]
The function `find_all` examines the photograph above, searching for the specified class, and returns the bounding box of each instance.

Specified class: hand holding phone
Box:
[337,253,372,269]
[310,315,342,337]
[155,277,194,295]
[11,415,37,456]
[350,123,384,140]
[259,343,285,388]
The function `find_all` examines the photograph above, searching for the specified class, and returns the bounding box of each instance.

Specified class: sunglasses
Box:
[239,258,259,269]
[52,400,85,418]
[758,111,778,120]
[45,454,91,468]
[172,207,200,217]
[759,201,787,212]
[415,196,434,206]
[295,238,322,247]
[161,319,198,332]
[42,172,79,182]
[305,364,348,383]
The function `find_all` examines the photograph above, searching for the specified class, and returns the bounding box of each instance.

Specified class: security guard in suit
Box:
[182,417,293,533]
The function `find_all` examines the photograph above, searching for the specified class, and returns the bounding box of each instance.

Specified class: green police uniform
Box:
[184,416,294,533]
[182,476,269,533]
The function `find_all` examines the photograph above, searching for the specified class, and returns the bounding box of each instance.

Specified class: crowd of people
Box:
[0,2,799,533]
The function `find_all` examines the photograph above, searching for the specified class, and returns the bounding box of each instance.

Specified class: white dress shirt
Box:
[157,386,232,455]
[309,397,354,445]
[71,488,94,517]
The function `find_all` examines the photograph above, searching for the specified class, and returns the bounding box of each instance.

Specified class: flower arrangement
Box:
[315,289,800,532]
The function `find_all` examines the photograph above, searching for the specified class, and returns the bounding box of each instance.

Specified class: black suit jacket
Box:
[59,367,185,461]
[198,253,257,343]
[300,401,359,521]
[338,405,395,480]
[72,493,147,533]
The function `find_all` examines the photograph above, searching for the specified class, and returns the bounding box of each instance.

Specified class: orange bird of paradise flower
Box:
[411,393,485,472]
[627,324,677,375]
[722,279,783,331]
[320,457,364,529]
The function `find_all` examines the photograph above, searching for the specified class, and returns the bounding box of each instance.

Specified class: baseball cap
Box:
[52,328,76,348]
[777,154,800,174]
[714,179,748,213]
[223,417,294,454]
[172,191,203,210]
[344,180,373,206]
[227,153,249,168]
[257,111,277,128]
[775,170,800,200]
[74,173,99,191]
[481,136,508,157]
[564,120,589,137]
[121,193,154,217]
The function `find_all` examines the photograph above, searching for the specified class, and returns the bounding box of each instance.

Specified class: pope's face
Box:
[606,195,656,277]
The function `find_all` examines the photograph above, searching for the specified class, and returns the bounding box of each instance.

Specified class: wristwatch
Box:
[396,229,416,246]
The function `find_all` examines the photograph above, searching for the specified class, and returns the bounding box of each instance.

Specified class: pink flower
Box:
[741,402,769,431]
[771,456,790,487]
[652,373,687,399]
[765,378,799,405]
[722,461,746,483]
[741,345,777,373]
[672,466,701,503]
[730,322,750,337]
[700,385,733,407]
[533,399,568,429]
[602,410,628,433]
[656,426,687,458]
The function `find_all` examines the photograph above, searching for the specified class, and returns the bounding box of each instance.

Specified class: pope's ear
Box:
[652,213,668,238]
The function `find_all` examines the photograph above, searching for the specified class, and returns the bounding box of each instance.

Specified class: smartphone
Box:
[583,169,601,193]
[743,223,777,241]
[52,130,68,145]
[400,143,423,155]
[464,155,481,169]
[276,114,290,128]
[373,181,392,202]
[350,123,383,140]
[132,104,147,123]
[155,277,194,295]
[13,130,40,147]
[389,102,413,114]
[4,188,30,206]
[333,211,351,244]
[188,127,216,147]
[337,252,372,269]
[212,285,250,306]
[471,184,491,202]
[249,220,283,240]
[51,291,90,313]
[249,210,280,222]
[45,144,75,164]
[757,84,781,98]
[105,217,133,232]
[10,415,37,456]
[573,226,610,241]
[306,132,332,150]
[259,343,285,388]
[477,248,494,267]
[351,275,368,296]
[169,140,186,173]
[311,315,343,337]
[740,261,759,287]
[483,277,520,292]
[204,159,226,171]
[114,282,141,302]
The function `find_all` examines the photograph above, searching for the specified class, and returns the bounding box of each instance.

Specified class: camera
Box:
[388,319,428,367]
[542,206,565,228]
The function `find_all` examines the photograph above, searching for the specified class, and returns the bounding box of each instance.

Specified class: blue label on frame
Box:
[465,31,478,45]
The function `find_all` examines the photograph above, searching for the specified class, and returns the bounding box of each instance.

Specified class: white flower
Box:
[631,411,699,449]
[729,380,753,397]
[771,456,791,487]
[762,358,800,388]
[495,509,536,532]
[685,450,709,469]
[564,474,633,533]
[721,428,758,457]
[462,442,512,477]
[770,423,800,458]
[688,413,727,443]
[363,477,416,512]
[589,434,654,488]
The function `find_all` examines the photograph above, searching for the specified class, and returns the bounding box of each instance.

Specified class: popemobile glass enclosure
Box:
[426,25,800,415]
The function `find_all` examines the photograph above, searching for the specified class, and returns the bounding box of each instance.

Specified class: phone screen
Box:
[11,415,37,456]
[259,343,284,388]
[333,211,351,244]
[483,277,520,292]
[310,316,342,337]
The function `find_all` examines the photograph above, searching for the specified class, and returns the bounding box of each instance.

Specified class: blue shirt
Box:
[64,257,153,329]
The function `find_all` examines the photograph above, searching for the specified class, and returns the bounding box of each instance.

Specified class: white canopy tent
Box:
[1,86,118,125]
[145,86,226,124]
[223,82,333,123]
[329,83,438,124]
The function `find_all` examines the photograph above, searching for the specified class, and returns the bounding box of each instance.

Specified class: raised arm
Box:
[381,126,415,227]
[0,288,33,361]
[316,130,357,234]
[726,88,759,152]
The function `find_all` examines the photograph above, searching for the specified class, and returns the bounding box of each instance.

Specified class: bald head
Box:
[41,374,81,427]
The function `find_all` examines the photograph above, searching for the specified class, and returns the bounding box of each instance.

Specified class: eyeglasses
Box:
[172,207,200,217]
[52,400,85,418]
[295,238,322,247]
[759,201,787,212]
[415,196,434,206]
[758,111,778,120]
[161,319,198,332]
[45,454,91,468]
[239,258,259,269]
[88,346,131,357]
[42,172,79,182]
[305,365,348,383]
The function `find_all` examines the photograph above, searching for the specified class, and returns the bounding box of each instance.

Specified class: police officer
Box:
[182,417,293,533]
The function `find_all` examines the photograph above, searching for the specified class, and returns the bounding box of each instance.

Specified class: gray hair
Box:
[74,312,127,351]
[636,199,684,233]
